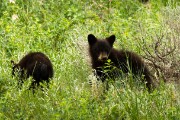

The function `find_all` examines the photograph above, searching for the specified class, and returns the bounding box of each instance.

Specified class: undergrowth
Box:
[0,0,179,119]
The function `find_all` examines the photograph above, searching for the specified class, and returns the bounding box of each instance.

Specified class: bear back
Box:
[11,52,53,87]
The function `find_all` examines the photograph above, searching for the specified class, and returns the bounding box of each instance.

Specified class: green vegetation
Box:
[0,0,179,119]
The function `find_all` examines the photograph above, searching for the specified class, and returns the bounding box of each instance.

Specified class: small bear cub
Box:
[88,34,154,91]
[11,52,53,89]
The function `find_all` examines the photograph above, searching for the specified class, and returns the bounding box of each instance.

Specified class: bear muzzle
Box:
[98,52,108,61]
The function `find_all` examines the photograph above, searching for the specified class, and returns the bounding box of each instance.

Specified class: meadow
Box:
[0,0,180,119]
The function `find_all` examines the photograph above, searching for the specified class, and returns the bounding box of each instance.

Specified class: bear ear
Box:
[106,35,115,47]
[11,60,16,66]
[88,34,97,46]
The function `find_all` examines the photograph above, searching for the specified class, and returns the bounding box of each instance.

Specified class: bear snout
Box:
[98,52,108,61]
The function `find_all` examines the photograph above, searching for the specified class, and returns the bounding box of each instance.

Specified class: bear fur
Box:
[11,52,53,89]
[88,34,154,91]
[140,0,149,3]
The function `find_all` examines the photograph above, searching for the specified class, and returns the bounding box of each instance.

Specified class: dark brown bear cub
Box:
[88,34,154,91]
[11,52,53,89]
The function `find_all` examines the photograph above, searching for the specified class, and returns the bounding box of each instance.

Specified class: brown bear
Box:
[11,52,53,89]
[88,34,154,91]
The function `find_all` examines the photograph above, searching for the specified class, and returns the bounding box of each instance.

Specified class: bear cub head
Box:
[88,34,115,62]
[11,60,22,77]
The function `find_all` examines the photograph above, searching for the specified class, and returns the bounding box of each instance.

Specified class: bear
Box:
[140,0,149,3]
[88,34,154,91]
[11,52,53,90]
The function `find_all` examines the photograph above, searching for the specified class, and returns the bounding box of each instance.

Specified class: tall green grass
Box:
[0,0,179,119]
